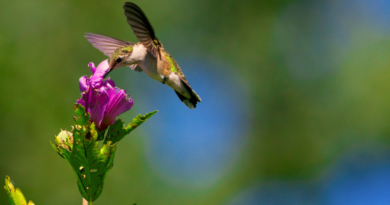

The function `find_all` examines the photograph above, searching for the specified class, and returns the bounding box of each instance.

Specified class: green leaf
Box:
[104,110,158,144]
[51,105,116,202]
[68,105,118,201]
[4,176,34,205]
[97,129,106,141]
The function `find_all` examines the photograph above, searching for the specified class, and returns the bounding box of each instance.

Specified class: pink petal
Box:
[79,76,89,92]
[99,88,133,129]
[103,77,115,88]
[88,62,96,74]
[87,88,110,130]
[90,59,110,89]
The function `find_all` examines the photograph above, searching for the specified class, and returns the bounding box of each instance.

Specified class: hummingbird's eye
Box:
[116,57,122,63]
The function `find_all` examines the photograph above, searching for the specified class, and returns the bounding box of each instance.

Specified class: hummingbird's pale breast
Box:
[133,44,165,82]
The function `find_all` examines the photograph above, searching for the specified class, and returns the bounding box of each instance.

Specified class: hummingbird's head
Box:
[106,46,134,77]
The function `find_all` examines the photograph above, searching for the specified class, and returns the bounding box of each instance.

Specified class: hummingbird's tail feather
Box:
[174,91,197,109]
[174,82,201,109]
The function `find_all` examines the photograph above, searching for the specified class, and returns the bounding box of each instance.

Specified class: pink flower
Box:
[77,60,133,131]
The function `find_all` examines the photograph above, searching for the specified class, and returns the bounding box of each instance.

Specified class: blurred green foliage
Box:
[1,0,390,204]
[4,176,34,205]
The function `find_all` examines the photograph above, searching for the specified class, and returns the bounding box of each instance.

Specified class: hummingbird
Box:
[85,2,201,109]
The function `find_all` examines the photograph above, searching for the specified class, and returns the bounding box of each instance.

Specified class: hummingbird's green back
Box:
[111,46,133,60]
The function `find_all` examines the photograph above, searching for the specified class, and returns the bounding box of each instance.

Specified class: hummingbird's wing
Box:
[85,33,133,56]
[85,33,142,72]
[123,2,161,59]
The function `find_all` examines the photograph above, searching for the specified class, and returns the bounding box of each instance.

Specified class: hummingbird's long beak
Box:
[104,67,112,78]
[105,59,117,78]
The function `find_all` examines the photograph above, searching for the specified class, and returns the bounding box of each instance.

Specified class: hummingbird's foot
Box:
[161,76,168,84]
